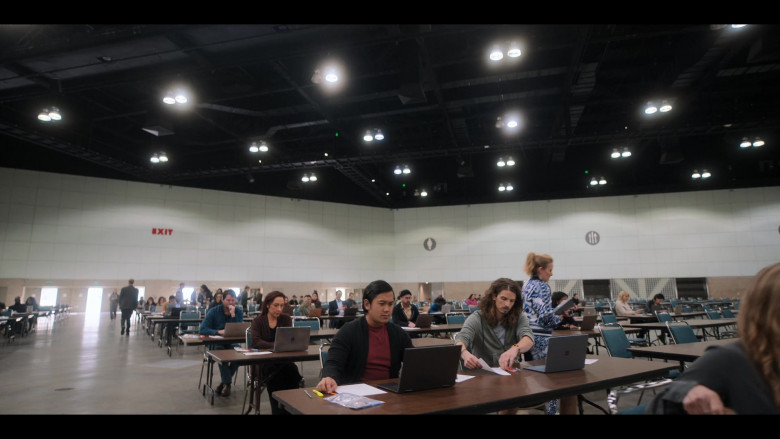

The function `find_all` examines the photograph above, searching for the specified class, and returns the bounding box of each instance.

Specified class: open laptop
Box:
[375,345,461,393]
[414,314,433,328]
[343,308,358,317]
[222,322,250,337]
[581,306,596,317]
[523,334,588,373]
[440,304,452,314]
[578,314,597,331]
[309,308,323,318]
[271,326,310,353]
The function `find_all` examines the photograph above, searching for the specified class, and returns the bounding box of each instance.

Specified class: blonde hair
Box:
[738,262,780,409]
[618,291,630,302]
[524,252,553,277]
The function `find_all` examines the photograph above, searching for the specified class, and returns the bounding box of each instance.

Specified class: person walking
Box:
[119,279,139,336]
[109,289,119,320]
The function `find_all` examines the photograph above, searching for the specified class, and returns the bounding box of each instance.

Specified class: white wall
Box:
[0,167,394,283]
[1,167,778,285]
[392,187,780,282]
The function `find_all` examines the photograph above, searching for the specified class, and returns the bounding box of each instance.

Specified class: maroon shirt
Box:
[361,324,391,381]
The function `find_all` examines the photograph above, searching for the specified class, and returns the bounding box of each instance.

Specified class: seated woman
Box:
[249,291,302,415]
[614,290,642,316]
[647,262,780,414]
[464,294,478,307]
[551,292,577,329]
[144,296,156,311]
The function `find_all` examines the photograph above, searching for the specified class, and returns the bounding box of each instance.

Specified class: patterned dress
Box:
[522,274,563,415]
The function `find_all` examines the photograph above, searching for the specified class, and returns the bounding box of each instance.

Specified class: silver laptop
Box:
[578,314,597,331]
[222,322,250,337]
[441,304,452,314]
[375,345,461,393]
[271,326,310,352]
[524,334,588,373]
[581,306,596,316]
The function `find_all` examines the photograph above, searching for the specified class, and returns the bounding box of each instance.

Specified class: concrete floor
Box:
[0,313,652,415]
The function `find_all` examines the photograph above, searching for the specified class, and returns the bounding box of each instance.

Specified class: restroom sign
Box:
[585,231,600,245]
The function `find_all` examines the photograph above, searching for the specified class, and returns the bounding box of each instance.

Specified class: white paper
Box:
[585,359,598,364]
[336,383,387,396]
[243,351,272,356]
[402,327,421,331]
[455,374,476,382]
[209,335,224,338]
[478,358,511,375]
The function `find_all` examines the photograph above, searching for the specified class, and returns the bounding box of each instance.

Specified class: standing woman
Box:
[521,252,577,415]
[249,291,302,415]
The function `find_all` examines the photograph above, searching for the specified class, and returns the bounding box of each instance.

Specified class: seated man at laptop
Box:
[392,289,419,328]
[297,294,312,317]
[316,280,414,393]
[250,291,302,415]
[199,289,244,397]
[455,277,534,414]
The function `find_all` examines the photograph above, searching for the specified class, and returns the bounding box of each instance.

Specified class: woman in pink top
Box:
[465,294,478,306]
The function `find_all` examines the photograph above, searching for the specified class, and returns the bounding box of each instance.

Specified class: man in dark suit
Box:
[119,279,139,336]
[328,290,347,328]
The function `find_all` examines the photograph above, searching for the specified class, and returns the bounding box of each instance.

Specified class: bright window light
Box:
[40,287,58,307]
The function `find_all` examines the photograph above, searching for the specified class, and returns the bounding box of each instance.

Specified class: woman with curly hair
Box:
[647,262,780,414]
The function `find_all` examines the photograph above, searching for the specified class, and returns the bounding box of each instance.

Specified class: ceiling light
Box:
[402,165,411,174]
[420,189,428,197]
[324,152,329,157]
[507,42,521,58]
[363,130,373,142]
[324,68,339,83]
[394,166,402,175]
[621,148,631,157]
[644,102,658,114]
[659,100,672,112]
[386,192,390,196]
[162,94,176,105]
[174,91,187,104]
[753,137,765,147]
[598,177,607,185]
[701,170,711,178]
[259,142,269,152]
[37,109,51,121]
[731,24,746,28]
[302,174,310,182]
[740,137,752,148]
[371,179,375,183]
[150,154,160,163]
[498,184,506,192]
[497,157,506,167]
[309,173,317,182]
[258,160,262,164]
[48,107,62,121]
[611,148,621,158]
[158,152,168,162]
[590,178,598,186]
[506,157,515,166]
[249,142,259,153]
[489,46,503,61]
[506,119,518,128]
[374,129,384,141]
[692,170,701,179]
[506,183,513,191]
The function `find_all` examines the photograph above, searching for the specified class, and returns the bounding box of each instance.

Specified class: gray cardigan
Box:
[454,310,534,367]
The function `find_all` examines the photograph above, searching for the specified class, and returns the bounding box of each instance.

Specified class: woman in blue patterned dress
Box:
[522,252,577,415]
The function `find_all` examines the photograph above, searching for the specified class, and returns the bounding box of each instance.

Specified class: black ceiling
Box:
[1,24,779,208]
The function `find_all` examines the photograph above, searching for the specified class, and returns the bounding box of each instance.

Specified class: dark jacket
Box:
[391,303,419,327]
[250,313,293,350]
[199,304,244,336]
[119,285,139,310]
[321,316,413,385]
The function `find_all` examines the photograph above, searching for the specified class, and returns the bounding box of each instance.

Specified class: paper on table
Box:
[401,327,421,331]
[478,358,511,375]
[585,359,598,364]
[455,374,476,383]
[336,383,387,396]
[243,351,272,356]
[210,335,224,338]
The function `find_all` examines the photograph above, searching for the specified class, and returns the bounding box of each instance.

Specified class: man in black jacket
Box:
[316,280,413,392]
[119,279,139,336]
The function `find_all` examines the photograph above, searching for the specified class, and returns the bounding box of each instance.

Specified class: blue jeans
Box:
[212,345,239,385]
